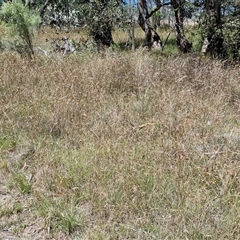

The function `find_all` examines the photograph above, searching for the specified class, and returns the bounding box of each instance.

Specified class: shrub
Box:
[0,0,40,58]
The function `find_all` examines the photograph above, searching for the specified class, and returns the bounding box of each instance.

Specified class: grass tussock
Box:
[0,50,240,239]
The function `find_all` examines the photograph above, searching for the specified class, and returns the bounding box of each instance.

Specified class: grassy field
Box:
[0,27,240,239]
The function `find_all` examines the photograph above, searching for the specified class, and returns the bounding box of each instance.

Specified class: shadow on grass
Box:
[114,36,179,55]
[113,37,145,51]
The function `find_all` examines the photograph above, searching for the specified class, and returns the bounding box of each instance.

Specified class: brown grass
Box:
[0,47,240,239]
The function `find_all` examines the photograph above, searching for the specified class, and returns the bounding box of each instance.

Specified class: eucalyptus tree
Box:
[74,0,128,47]
[170,0,192,52]
[198,0,240,59]
[199,0,222,56]
[137,0,192,52]
[25,0,82,29]
[222,0,240,58]
[137,0,169,49]
[29,0,126,47]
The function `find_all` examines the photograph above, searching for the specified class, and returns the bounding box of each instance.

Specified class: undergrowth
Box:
[0,48,240,239]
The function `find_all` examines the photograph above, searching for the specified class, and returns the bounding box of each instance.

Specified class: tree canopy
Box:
[0,0,240,59]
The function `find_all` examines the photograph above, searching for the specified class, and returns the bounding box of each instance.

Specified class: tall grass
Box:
[0,49,240,239]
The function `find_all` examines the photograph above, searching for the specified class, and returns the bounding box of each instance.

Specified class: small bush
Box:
[0,0,40,58]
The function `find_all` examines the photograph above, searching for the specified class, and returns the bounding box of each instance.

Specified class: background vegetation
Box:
[1,0,240,58]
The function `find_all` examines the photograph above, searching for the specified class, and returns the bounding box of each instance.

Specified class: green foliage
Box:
[0,0,40,58]
[77,0,128,46]
[199,0,240,59]
[202,16,240,59]
[222,17,240,59]
[79,0,126,28]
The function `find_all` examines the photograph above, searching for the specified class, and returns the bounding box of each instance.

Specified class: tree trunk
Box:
[39,0,50,19]
[129,0,135,50]
[171,0,192,53]
[202,0,223,57]
[138,0,162,50]
[91,26,113,47]
[90,0,114,47]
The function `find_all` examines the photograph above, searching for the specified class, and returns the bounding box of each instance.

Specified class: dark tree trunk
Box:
[138,0,162,50]
[91,26,113,47]
[90,0,114,47]
[171,0,192,53]
[39,0,50,19]
[202,0,223,57]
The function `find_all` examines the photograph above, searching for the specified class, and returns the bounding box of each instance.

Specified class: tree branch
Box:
[39,0,50,19]
[146,2,171,19]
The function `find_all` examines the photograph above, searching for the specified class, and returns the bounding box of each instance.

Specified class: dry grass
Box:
[0,46,240,239]
[32,26,177,54]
